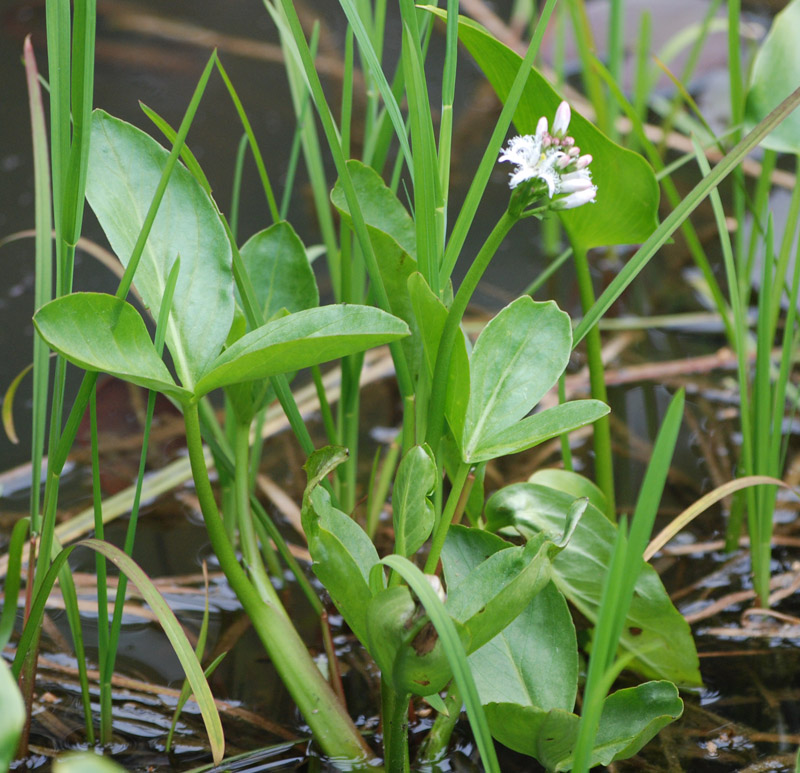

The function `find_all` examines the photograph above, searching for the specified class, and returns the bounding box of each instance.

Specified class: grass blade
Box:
[14,541,226,764]
[573,85,800,346]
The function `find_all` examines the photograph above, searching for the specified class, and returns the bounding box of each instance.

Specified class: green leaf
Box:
[528,469,607,519]
[744,0,800,153]
[365,585,454,696]
[53,753,127,773]
[0,517,30,650]
[426,8,659,250]
[445,531,555,653]
[301,448,380,644]
[86,110,233,388]
[393,445,437,556]
[239,221,319,319]
[408,272,470,441]
[485,681,682,770]
[442,527,578,713]
[485,484,701,686]
[195,305,409,397]
[470,582,577,713]
[331,160,417,258]
[463,298,571,461]
[33,293,190,402]
[0,658,24,772]
[469,400,609,463]
[381,554,501,772]
[332,162,423,378]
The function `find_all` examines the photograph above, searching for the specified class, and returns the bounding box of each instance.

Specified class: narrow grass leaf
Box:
[0,517,30,649]
[24,35,52,533]
[14,541,225,765]
[575,84,800,345]
[644,475,790,561]
[213,57,280,222]
[139,102,212,194]
[2,363,33,444]
[335,0,413,170]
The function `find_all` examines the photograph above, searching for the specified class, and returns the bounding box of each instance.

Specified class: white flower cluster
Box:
[499,101,597,211]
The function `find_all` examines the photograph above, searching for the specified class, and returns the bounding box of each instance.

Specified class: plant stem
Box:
[573,243,616,520]
[382,681,410,773]
[183,402,375,765]
[426,210,517,453]
[416,682,462,765]
[234,422,280,605]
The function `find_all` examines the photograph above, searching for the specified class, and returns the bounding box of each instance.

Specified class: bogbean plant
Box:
[6,0,800,770]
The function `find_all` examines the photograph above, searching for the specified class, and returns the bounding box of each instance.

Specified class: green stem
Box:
[234,422,280,605]
[382,681,410,773]
[573,244,616,520]
[183,402,375,765]
[426,210,517,453]
[416,681,462,765]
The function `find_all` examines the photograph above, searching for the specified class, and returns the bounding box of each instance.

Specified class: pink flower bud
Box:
[552,101,571,136]
[576,154,593,169]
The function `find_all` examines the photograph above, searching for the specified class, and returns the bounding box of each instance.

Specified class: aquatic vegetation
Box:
[2,0,800,771]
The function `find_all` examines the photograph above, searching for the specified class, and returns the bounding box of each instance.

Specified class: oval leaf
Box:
[240,222,319,318]
[443,527,555,653]
[469,581,578,713]
[485,680,682,769]
[485,484,701,686]
[468,399,609,463]
[195,305,409,397]
[365,585,453,696]
[331,159,417,258]
[33,293,190,402]
[302,449,380,644]
[87,110,234,388]
[53,753,127,773]
[463,298,571,460]
[392,444,437,556]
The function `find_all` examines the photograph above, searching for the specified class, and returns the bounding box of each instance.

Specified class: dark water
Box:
[2,0,800,770]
